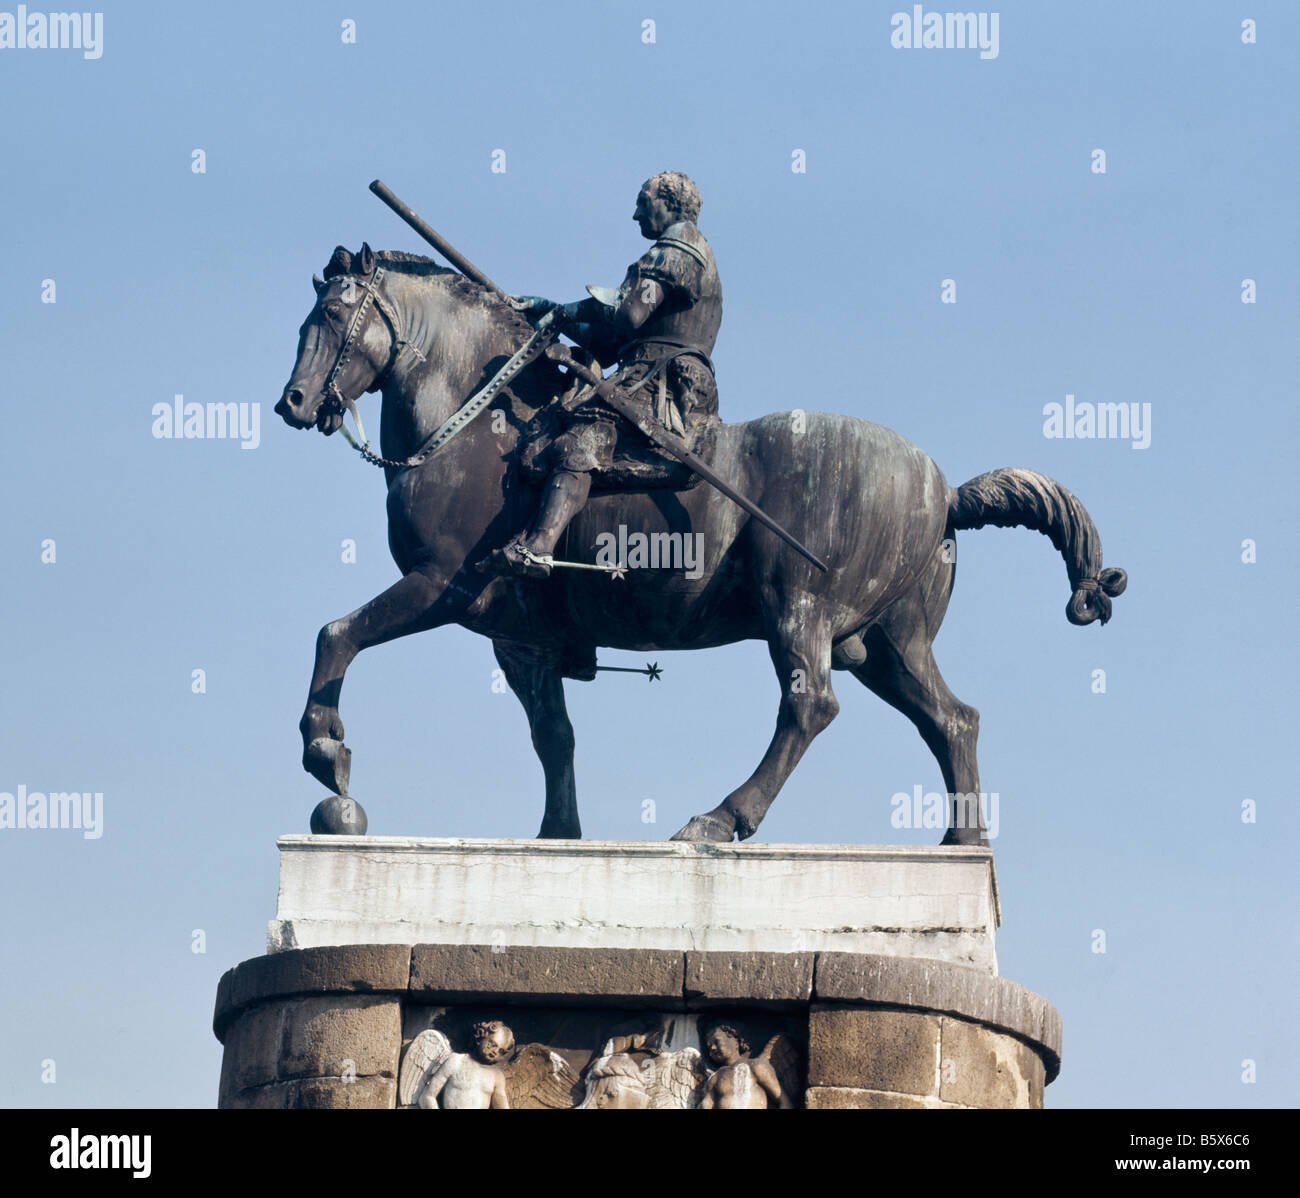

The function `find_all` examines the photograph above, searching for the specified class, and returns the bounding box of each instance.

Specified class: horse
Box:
[274,243,1126,845]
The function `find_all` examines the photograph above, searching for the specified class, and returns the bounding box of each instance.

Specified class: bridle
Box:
[317,264,426,456]
[314,265,560,472]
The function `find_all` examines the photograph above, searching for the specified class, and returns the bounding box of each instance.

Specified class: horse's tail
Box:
[948,467,1127,626]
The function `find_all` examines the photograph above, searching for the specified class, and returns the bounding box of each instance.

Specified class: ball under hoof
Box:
[310,794,368,835]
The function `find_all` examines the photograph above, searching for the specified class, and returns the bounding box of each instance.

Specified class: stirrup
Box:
[475,540,554,579]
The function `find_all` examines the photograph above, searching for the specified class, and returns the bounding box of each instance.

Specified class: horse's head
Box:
[276,243,398,435]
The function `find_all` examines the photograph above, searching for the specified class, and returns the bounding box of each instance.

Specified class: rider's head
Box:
[635,171,701,238]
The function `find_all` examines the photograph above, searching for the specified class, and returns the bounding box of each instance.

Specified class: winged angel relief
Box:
[397,1021,580,1110]
[398,1018,799,1110]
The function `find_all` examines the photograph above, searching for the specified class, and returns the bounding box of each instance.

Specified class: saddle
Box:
[519,344,717,492]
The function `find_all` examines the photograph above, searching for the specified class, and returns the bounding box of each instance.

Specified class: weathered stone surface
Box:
[224,1076,395,1109]
[410,944,685,1007]
[806,1087,965,1110]
[213,969,234,1037]
[808,1006,940,1095]
[224,1081,296,1110]
[684,951,814,1006]
[270,837,999,969]
[218,1002,283,1101]
[278,995,401,1081]
[813,953,1060,1080]
[217,944,411,1035]
[294,1076,396,1110]
[939,1016,1044,1109]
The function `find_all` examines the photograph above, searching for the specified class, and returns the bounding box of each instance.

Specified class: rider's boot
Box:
[478,469,593,579]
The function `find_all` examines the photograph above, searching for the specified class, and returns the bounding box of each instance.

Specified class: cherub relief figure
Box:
[699,1025,796,1109]
[398,1019,580,1109]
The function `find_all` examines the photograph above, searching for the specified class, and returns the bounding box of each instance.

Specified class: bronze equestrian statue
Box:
[274,179,1126,845]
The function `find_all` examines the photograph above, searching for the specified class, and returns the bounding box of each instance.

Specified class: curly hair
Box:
[708,1023,749,1055]
[471,1020,515,1052]
[642,171,702,223]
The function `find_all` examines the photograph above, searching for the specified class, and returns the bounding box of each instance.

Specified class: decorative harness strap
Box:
[325,271,559,471]
[398,316,558,468]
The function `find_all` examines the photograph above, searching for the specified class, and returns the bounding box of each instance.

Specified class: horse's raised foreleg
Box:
[492,640,580,839]
[300,569,451,793]
[671,604,840,842]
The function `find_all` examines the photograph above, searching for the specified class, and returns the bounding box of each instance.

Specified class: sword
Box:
[368,180,830,573]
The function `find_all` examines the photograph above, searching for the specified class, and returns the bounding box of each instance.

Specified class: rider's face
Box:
[634,189,673,239]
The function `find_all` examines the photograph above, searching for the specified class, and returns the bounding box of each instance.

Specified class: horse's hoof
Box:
[940,827,991,848]
[669,814,735,843]
[536,822,581,840]
[310,794,368,835]
[304,737,351,794]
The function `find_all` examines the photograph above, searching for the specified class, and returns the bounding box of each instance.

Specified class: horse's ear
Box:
[323,245,352,279]
[312,273,326,296]
[356,242,376,275]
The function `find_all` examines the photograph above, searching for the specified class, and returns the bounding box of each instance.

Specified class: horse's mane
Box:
[323,244,534,339]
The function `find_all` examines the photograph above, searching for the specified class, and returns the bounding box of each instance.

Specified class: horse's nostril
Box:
[286,389,304,408]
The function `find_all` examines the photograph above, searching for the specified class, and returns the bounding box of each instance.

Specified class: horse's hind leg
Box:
[493,640,580,839]
[855,600,987,846]
[671,604,839,843]
[300,569,450,793]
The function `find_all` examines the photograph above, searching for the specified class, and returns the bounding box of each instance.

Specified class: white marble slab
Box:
[269,837,1001,974]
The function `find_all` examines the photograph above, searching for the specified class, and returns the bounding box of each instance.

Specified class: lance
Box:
[369,179,503,296]
[368,180,830,573]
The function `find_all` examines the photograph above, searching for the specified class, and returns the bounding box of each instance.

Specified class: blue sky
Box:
[1,0,1296,1108]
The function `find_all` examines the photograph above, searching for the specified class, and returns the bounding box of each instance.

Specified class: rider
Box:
[482,170,723,578]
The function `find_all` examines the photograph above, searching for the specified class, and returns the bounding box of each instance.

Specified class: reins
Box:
[319,267,558,471]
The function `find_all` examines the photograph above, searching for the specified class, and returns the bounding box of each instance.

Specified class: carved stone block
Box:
[684,950,814,1006]
[409,944,685,1008]
[294,1076,397,1110]
[226,944,411,1023]
[277,994,401,1082]
[218,1001,282,1101]
[807,1006,941,1095]
[937,1015,1045,1109]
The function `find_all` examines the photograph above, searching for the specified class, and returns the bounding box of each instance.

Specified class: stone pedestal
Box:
[269,836,1002,970]
[215,837,1059,1109]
